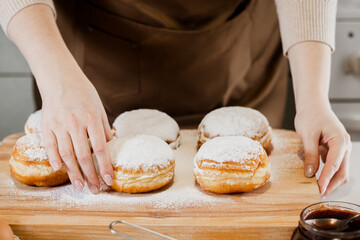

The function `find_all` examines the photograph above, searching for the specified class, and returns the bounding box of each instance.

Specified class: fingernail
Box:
[89,185,99,194]
[51,162,61,171]
[305,165,315,178]
[320,185,327,196]
[74,180,84,192]
[104,174,113,186]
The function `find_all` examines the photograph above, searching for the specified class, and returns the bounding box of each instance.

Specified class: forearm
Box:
[7,4,114,192]
[288,41,351,197]
[7,4,79,99]
[288,42,332,112]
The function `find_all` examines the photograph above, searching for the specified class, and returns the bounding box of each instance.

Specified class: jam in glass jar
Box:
[291,201,360,240]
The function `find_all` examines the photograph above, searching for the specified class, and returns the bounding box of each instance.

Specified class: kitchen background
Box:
[0,0,359,140]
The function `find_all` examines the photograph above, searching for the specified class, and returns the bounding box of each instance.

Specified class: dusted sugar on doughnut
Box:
[108,134,175,193]
[194,136,270,193]
[25,110,42,135]
[9,133,69,187]
[197,106,272,150]
[112,109,180,149]
[16,133,47,161]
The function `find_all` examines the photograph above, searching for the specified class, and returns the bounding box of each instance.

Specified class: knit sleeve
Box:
[274,0,337,55]
[0,0,56,36]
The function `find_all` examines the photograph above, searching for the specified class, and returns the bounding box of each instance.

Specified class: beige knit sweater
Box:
[0,0,337,54]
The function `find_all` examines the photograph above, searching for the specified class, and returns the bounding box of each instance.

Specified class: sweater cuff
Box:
[275,0,337,56]
[0,0,56,36]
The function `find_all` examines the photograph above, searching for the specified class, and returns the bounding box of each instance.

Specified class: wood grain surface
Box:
[0,130,320,239]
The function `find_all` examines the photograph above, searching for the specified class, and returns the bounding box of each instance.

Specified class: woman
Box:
[0,0,351,197]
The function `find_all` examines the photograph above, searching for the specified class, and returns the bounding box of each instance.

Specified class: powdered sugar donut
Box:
[25,110,42,135]
[194,136,270,193]
[108,134,175,193]
[112,109,180,149]
[197,107,271,150]
[9,133,69,187]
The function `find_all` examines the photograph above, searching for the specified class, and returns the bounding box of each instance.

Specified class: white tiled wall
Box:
[0,28,35,140]
[330,0,360,141]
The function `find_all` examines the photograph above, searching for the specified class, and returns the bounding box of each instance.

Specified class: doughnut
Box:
[112,109,180,149]
[108,134,175,193]
[9,133,69,187]
[194,136,270,193]
[197,106,271,150]
[25,110,42,135]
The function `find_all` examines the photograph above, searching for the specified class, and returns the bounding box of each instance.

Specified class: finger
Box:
[42,129,62,171]
[56,131,84,192]
[87,120,114,187]
[302,133,320,178]
[323,147,351,197]
[319,145,328,164]
[70,128,100,193]
[317,137,349,195]
[102,113,113,142]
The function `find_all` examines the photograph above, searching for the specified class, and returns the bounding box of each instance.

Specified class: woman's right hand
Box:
[7,4,114,193]
[41,64,114,193]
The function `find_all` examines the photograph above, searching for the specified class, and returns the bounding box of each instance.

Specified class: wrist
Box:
[295,93,331,114]
[35,56,86,100]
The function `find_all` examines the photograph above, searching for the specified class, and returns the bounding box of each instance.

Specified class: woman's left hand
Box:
[288,41,352,198]
[294,99,352,197]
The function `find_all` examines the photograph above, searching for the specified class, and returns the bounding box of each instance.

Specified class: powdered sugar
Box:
[4,130,234,210]
[195,136,264,165]
[199,106,269,138]
[1,129,311,214]
[25,110,42,134]
[112,109,180,142]
[15,133,48,161]
[108,135,174,171]
[267,130,305,181]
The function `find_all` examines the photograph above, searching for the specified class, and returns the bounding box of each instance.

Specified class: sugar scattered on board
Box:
[5,130,234,210]
[4,130,305,210]
[268,130,305,181]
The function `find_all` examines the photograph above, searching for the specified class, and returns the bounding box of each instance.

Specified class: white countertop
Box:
[317,141,360,204]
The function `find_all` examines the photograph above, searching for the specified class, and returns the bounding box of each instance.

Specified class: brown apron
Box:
[46,0,287,127]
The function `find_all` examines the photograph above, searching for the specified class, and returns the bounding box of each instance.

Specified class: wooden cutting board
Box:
[0,130,320,240]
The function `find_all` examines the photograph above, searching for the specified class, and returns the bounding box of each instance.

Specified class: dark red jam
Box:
[291,202,360,240]
[305,209,360,232]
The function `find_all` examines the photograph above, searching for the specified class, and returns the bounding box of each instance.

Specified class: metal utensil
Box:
[305,213,360,231]
[109,220,177,240]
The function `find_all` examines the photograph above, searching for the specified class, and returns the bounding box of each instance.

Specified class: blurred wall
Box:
[0,28,35,140]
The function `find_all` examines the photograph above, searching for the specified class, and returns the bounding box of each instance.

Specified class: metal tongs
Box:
[109,220,177,240]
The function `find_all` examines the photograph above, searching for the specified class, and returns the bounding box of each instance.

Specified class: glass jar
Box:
[291,201,360,240]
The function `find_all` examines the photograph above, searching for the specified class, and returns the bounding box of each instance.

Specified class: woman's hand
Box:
[288,42,352,197]
[295,99,351,197]
[41,65,114,193]
[7,4,113,193]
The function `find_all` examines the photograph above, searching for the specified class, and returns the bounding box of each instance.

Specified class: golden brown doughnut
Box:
[194,136,270,193]
[112,109,180,149]
[9,134,69,187]
[197,106,272,151]
[108,134,175,193]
